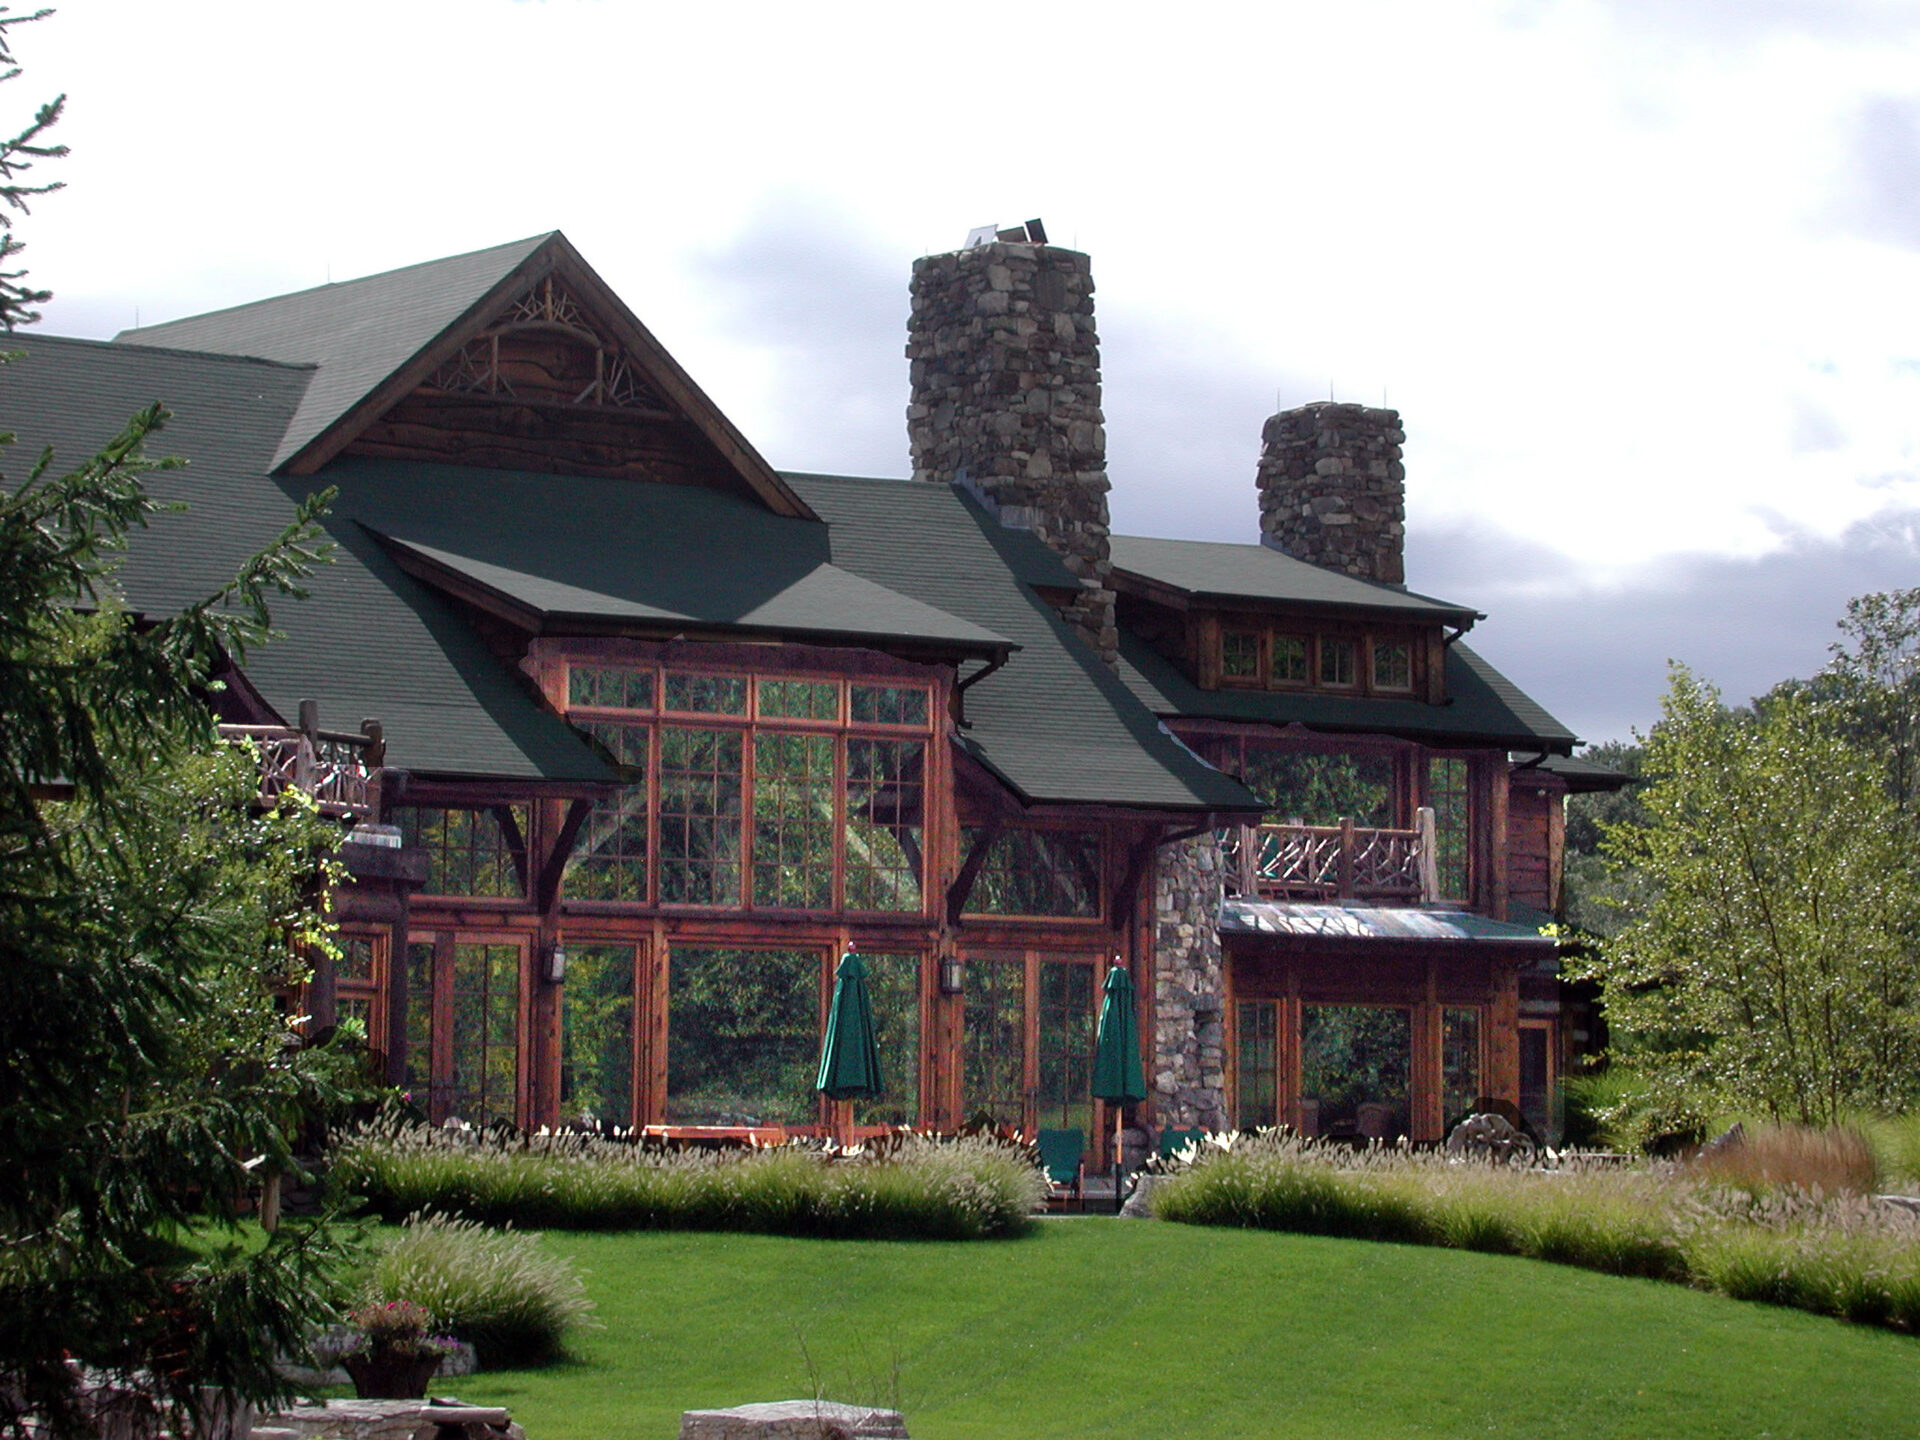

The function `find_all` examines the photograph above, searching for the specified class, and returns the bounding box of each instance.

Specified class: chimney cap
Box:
[964,218,1049,248]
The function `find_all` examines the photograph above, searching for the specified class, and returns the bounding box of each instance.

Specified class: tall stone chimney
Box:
[1255,402,1406,585]
[906,234,1117,662]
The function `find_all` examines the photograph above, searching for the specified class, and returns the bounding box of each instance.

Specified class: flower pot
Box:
[341,1350,442,1400]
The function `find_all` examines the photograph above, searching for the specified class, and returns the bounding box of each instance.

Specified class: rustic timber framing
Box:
[8,227,1619,1161]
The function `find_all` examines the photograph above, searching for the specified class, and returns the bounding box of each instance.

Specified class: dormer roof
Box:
[1110,534,1481,627]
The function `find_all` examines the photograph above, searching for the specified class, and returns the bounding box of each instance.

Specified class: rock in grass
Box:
[679,1399,909,1439]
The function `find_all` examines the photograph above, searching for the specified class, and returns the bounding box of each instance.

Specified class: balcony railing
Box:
[219,701,385,821]
[1222,808,1438,905]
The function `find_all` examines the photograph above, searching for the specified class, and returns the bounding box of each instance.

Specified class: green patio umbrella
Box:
[1093,962,1147,1212]
[816,951,884,1102]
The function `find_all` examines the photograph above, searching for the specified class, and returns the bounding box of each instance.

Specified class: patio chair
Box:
[1036,1128,1086,1211]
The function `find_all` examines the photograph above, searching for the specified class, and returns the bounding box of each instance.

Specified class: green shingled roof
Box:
[1116,625,1577,752]
[787,474,1260,812]
[118,235,551,472]
[1110,534,1482,623]
[1,333,612,784]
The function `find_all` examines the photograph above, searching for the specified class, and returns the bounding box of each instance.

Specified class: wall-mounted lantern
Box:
[938,955,965,996]
[543,945,567,985]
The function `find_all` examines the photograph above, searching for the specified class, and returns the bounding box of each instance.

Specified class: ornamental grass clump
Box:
[361,1213,597,1368]
[1150,1128,1920,1330]
[332,1122,1044,1239]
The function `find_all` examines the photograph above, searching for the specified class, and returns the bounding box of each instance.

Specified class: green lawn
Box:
[432,1218,1920,1440]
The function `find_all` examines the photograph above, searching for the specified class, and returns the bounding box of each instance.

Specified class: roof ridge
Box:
[115,232,557,339]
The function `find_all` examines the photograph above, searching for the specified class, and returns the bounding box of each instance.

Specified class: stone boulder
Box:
[679,1400,909,1440]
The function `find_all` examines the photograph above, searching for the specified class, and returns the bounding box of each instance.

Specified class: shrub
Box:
[333,1123,1046,1240]
[1149,1129,1920,1330]
[1694,1123,1877,1195]
[360,1214,597,1368]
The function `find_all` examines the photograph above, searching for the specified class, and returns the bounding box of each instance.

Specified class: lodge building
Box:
[8,228,1617,1157]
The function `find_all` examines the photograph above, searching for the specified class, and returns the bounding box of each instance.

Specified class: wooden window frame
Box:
[558,658,937,918]
[959,823,1108,924]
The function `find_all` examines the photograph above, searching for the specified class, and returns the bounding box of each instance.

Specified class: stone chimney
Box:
[906,231,1117,663]
[1255,402,1406,585]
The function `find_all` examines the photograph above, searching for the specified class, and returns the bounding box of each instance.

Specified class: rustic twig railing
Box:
[1223,807,1438,904]
[219,700,385,821]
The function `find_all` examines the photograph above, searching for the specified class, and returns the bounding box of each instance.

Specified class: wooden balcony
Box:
[1223,808,1439,905]
[219,701,385,821]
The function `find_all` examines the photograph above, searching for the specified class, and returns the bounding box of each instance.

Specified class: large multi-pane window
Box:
[400,807,527,897]
[851,951,922,1127]
[963,958,1026,1129]
[1035,961,1094,1136]
[1235,1001,1279,1129]
[1231,741,1396,828]
[564,665,931,912]
[1427,756,1470,900]
[1442,1006,1482,1130]
[666,947,819,1126]
[561,943,638,1130]
[962,827,1102,918]
[1299,1004,1411,1141]
[403,934,524,1126]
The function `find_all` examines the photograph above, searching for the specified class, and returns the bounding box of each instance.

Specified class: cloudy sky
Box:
[19,0,1920,744]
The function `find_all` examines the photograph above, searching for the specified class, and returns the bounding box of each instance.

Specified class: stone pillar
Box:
[906,241,1117,662]
[1151,835,1228,1129]
[1255,401,1406,585]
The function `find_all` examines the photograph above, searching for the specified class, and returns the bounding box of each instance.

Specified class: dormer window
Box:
[1273,634,1310,685]
[1222,628,1263,683]
[1319,637,1357,687]
[1372,641,1412,692]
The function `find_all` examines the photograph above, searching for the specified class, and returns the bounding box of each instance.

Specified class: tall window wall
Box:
[563,663,932,913]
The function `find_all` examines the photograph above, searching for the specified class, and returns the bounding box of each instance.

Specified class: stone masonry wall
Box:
[906,243,1117,662]
[1152,835,1228,1129]
[1255,402,1407,585]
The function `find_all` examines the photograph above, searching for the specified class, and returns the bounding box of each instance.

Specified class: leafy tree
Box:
[1574,666,1920,1127]
[1814,587,1920,818]
[0,16,363,1437]
[1561,739,1650,940]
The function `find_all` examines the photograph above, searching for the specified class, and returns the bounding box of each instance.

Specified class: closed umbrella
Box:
[816,951,884,1113]
[1092,961,1146,1212]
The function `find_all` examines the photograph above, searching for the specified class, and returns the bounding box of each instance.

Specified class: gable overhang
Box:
[277,233,817,521]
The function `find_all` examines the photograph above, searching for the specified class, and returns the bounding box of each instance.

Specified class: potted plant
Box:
[338,1300,457,1399]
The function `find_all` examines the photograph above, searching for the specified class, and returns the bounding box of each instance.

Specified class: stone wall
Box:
[906,242,1116,662]
[1151,834,1228,1129]
[1255,401,1406,585]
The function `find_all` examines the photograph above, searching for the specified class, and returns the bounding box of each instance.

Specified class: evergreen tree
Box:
[0,15,363,1436]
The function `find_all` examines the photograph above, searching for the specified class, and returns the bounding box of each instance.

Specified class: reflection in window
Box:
[400,807,526,897]
[1442,1006,1481,1130]
[450,943,518,1126]
[658,728,743,904]
[663,672,747,716]
[1299,1004,1410,1141]
[570,722,650,902]
[1428,756,1470,900]
[667,947,818,1125]
[1240,747,1394,828]
[569,665,654,711]
[963,828,1101,918]
[963,958,1024,1129]
[752,732,835,909]
[1036,961,1094,1140]
[1373,642,1412,691]
[1221,629,1261,681]
[1236,1001,1278,1129]
[1273,634,1310,684]
[851,952,921,1127]
[759,678,838,721]
[845,739,923,911]
[850,684,928,727]
[1319,637,1357,686]
[562,945,636,1129]
[405,942,434,1099]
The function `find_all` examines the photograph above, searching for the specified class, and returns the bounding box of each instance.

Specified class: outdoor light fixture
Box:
[544,946,567,985]
[938,955,964,996]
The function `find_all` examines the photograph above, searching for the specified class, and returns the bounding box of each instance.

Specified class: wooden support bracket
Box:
[538,798,593,913]
[945,819,1002,928]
